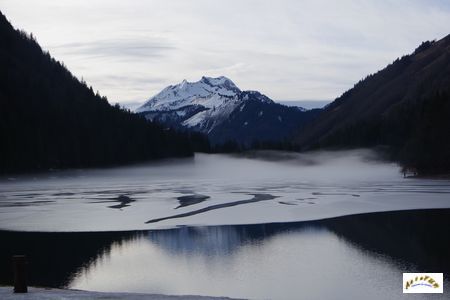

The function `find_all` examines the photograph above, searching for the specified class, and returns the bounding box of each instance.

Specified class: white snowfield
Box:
[181,96,240,131]
[136,76,241,113]
[0,287,242,300]
[135,76,273,131]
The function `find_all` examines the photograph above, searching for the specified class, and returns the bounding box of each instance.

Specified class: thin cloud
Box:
[1,0,450,105]
[50,38,174,60]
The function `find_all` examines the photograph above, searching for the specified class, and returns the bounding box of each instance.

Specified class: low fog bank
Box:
[0,149,449,232]
[0,149,401,187]
[217,148,400,184]
[234,148,388,165]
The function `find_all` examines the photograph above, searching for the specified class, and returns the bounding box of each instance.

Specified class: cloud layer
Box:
[2,0,450,105]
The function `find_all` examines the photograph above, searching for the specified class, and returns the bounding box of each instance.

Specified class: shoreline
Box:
[0,207,449,234]
[0,287,241,300]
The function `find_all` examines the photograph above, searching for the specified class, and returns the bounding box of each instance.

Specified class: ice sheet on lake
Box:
[0,150,450,232]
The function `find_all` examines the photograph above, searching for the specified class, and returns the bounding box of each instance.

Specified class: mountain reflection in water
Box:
[0,209,449,299]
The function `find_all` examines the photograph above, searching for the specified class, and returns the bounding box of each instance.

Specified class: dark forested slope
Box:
[0,12,206,173]
[294,35,450,175]
[208,97,320,146]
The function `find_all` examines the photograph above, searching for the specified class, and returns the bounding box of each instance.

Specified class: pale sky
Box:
[1,0,450,107]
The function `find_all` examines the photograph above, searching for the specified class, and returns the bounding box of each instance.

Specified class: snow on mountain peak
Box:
[136,76,242,113]
[133,76,317,145]
[135,76,277,133]
[200,76,239,91]
[179,79,188,89]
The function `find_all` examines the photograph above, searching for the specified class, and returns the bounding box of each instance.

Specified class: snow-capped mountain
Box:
[137,76,243,112]
[137,76,272,132]
[137,76,320,144]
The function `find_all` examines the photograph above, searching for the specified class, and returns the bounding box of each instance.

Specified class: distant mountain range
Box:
[294,34,450,174]
[137,76,320,145]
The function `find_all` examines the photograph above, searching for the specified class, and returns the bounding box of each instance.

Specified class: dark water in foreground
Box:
[1,209,449,299]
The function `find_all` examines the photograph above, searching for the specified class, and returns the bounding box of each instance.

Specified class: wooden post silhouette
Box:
[12,255,27,293]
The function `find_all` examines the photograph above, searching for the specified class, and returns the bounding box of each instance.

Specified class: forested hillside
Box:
[294,35,450,175]
[0,12,208,173]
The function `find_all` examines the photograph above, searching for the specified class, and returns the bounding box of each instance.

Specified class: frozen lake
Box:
[1,150,450,231]
[1,150,450,299]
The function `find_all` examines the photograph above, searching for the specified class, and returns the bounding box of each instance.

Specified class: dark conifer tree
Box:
[0,11,210,173]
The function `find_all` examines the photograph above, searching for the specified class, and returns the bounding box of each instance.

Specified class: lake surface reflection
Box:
[1,151,450,231]
[1,209,449,299]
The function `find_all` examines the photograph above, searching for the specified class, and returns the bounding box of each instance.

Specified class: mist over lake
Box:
[2,150,450,299]
[1,2,450,299]
[1,150,449,232]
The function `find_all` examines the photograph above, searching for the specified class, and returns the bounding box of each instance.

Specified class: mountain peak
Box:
[135,75,316,144]
[199,76,240,92]
[200,75,233,84]
[136,76,241,113]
